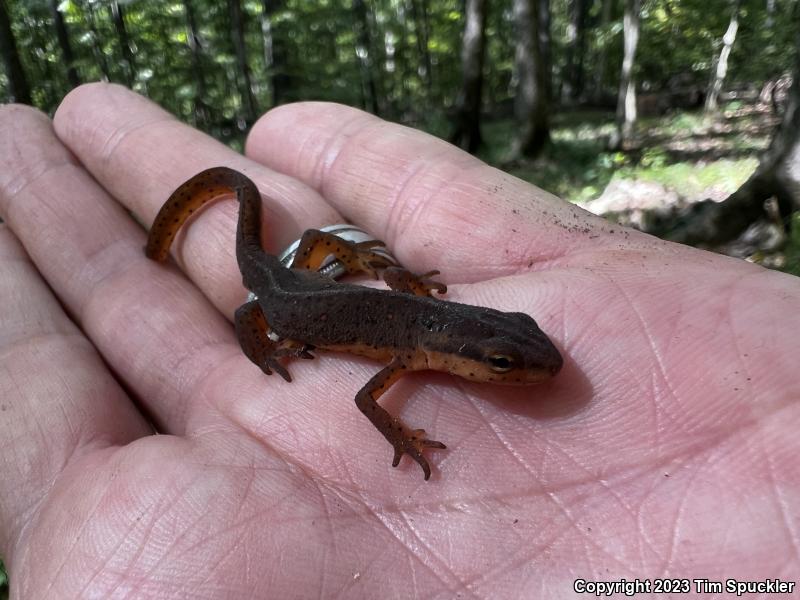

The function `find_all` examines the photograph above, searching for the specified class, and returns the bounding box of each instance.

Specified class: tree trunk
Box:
[561,0,588,103]
[765,0,775,29]
[261,0,291,106]
[662,25,800,246]
[609,0,640,150]
[182,0,209,126]
[0,0,31,103]
[352,0,381,115]
[705,0,740,113]
[109,1,135,87]
[228,0,257,123]
[592,0,613,102]
[383,2,405,116]
[449,0,488,153]
[49,0,79,88]
[410,0,433,94]
[538,0,552,105]
[511,0,550,158]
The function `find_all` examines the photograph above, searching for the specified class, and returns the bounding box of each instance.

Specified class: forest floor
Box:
[486,101,771,204]
[474,100,799,276]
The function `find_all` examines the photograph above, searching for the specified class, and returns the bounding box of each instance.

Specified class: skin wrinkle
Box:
[659,448,729,573]
[0,159,78,225]
[449,498,540,589]
[601,272,725,451]
[0,111,61,191]
[650,470,691,573]
[456,384,594,509]
[189,529,250,600]
[609,276,683,412]
[398,508,467,591]
[463,532,560,597]
[77,243,153,328]
[528,424,669,564]
[90,108,179,178]
[757,438,800,568]
[164,339,242,432]
[367,507,462,592]
[80,259,233,432]
[80,494,157,599]
[34,453,128,598]
[765,440,800,562]
[2,338,127,544]
[549,461,650,567]
[120,467,221,591]
[305,474,338,594]
[385,159,465,263]
[71,212,145,279]
[305,112,366,195]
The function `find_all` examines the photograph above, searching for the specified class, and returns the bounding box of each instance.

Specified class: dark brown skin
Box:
[146,166,563,479]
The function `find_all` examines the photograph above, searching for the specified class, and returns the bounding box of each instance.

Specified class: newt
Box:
[146,167,563,480]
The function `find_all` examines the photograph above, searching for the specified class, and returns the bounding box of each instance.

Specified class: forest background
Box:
[2,0,800,273]
[1,0,799,593]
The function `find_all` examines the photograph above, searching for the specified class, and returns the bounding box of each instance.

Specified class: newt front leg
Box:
[355,357,446,480]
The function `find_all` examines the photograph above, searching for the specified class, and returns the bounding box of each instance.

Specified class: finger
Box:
[246,102,635,280]
[0,223,151,554]
[0,104,235,434]
[53,83,340,315]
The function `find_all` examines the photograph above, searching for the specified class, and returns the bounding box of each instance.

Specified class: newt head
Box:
[419,307,563,385]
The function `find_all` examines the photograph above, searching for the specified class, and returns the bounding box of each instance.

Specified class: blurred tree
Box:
[228,0,257,123]
[705,0,741,112]
[410,0,433,96]
[109,1,135,87]
[451,0,488,152]
[511,0,550,158]
[0,0,30,103]
[182,0,210,126]
[50,0,80,88]
[78,0,110,81]
[259,0,292,106]
[538,0,552,104]
[561,0,589,103]
[591,0,613,103]
[353,0,381,115]
[608,0,640,150]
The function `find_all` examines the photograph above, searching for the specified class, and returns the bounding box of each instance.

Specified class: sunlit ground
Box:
[472,102,798,276]
[480,103,769,204]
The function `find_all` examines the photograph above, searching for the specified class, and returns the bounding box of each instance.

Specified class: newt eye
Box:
[488,354,514,373]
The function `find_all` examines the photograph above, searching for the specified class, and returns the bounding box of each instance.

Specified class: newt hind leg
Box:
[291,229,393,279]
[355,358,446,480]
[234,301,313,383]
[291,229,447,295]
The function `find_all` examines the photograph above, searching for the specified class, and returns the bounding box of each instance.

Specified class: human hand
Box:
[0,84,797,598]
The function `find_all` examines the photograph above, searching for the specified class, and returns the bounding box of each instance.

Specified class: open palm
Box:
[1,84,797,598]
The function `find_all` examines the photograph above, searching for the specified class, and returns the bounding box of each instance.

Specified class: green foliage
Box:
[2,0,796,125]
[0,559,7,600]
[783,212,800,277]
